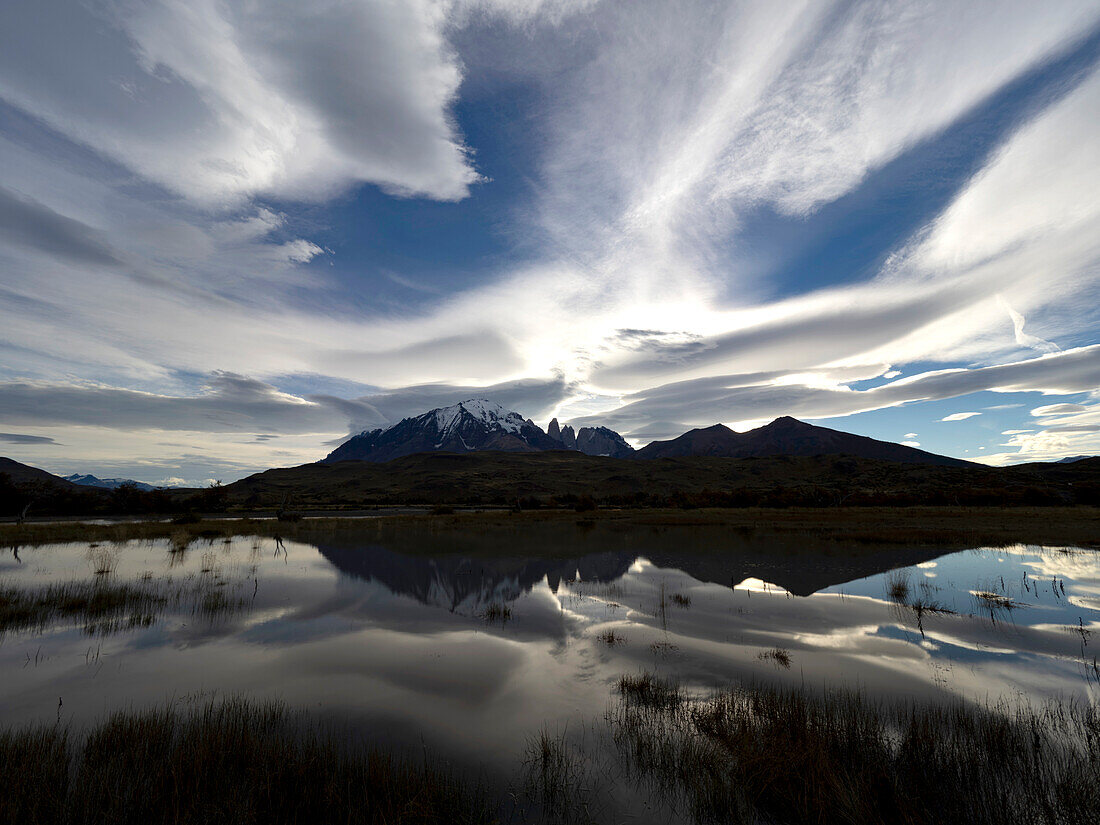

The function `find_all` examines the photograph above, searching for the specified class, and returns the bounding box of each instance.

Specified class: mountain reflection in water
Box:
[0,524,1097,776]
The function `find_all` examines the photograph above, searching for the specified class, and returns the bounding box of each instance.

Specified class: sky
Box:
[1,0,1099,486]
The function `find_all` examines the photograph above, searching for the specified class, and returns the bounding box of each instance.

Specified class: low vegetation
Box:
[0,698,492,825]
[0,575,248,636]
[757,647,793,668]
[4,506,1100,555]
[605,679,1100,825]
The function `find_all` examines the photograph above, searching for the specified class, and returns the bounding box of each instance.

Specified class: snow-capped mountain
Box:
[323,399,562,463]
[64,473,157,491]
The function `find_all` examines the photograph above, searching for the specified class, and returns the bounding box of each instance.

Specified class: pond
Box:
[1,522,1098,819]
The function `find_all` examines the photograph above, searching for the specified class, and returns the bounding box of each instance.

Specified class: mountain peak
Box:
[763,416,804,428]
[432,399,523,437]
[326,400,559,463]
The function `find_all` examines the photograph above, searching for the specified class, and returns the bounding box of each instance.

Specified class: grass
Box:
[521,728,593,823]
[0,575,248,636]
[597,629,625,646]
[608,678,1100,825]
[0,698,493,825]
[973,590,1024,611]
[0,581,166,636]
[758,647,793,669]
[482,602,512,623]
[885,569,911,603]
[617,672,684,711]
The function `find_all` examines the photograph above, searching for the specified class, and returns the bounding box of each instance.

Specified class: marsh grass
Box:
[0,575,249,636]
[669,592,692,608]
[597,629,625,646]
[973,590,1024,611]
[758,647,792,669]
[0,698,493,825]
[608,679,1100,825]
[885,569,911,603]
[482,602,512,623]
[617,673,683,711]
[520,727,596,823]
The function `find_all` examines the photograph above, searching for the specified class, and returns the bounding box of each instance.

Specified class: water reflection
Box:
[0,529,1097,776]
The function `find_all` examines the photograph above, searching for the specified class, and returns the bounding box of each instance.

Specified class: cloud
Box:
[1033,403,1088,416]
[941,412,981,422]
[901,441,921,448]
[573,346,1100,441]
[998,297,1059,353]
[904,432,918,439]
[0,372,344,434]
[313,375,573,433]
[0,432,58,445]
[0,0,478,204]
[153,477,190,487]
[984,399,1100,463]
[0,184,122,266]
[1,1,1098,476]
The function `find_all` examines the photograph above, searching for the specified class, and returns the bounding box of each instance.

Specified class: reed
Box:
[608,678,1100,825]
[0,698,493,825]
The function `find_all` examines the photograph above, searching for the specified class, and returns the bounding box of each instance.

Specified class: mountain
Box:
[546,418,633,457]
[324,399,562,463]
[575,425,635,458]
[634,423,743,459]
[0,457,80,487]
[64,473,157,491]
[1056,455,1094,464]
[635,416,972,467]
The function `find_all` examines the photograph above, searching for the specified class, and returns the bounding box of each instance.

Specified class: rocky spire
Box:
[547,417,561,442]
[560,424,576,449]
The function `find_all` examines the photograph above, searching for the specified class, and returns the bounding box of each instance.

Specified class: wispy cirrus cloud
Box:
[1,0,1098,477]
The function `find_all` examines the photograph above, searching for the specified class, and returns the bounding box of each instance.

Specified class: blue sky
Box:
[1,0,1099,485]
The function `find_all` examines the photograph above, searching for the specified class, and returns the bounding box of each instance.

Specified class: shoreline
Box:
[2,505,1098,549]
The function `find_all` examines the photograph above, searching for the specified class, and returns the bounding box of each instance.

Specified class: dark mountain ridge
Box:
[636,416,973,467]
[324,401,971,468]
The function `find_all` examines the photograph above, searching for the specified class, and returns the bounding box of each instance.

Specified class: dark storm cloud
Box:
[0,432,58,445]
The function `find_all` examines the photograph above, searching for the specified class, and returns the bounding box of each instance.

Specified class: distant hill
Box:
[635,417,972,467]
[0,457,79,488]
[226,450,1100,509]
[64,473,157,491]
[1056,455,1094,464]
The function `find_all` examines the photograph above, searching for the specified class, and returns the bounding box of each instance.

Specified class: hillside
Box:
[0,457,79,487]
[226,451,1100,508]
[635,417,972,467]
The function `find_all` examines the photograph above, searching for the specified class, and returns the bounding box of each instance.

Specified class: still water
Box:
[1,523,1098,779]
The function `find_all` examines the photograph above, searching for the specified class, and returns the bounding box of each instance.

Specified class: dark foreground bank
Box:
[3,685,1098,825]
